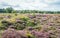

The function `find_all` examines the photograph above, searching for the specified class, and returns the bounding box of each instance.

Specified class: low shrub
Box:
[2,29,21,38]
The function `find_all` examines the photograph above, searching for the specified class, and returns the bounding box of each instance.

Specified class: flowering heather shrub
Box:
[2,29,60,38]
[2,28,36,38]
[31,30,49,38]
[2,28,28,38]
[2,29,21,38]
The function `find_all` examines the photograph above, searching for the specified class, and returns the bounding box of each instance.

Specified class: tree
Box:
[5,7,13,13]
[0,9,6,13]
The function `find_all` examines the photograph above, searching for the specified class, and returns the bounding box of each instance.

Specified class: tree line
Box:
[0,7,60,14]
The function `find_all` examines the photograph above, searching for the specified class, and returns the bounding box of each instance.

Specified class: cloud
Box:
[44,0,57,3]
[0,0,60,11]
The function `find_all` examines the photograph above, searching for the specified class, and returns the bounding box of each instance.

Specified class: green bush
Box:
[14,23,25,30]
[0,20,13,29]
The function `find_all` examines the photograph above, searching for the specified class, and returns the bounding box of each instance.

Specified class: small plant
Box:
[26,21,37,27]
[20,17,30,21]
[26,31,35,38]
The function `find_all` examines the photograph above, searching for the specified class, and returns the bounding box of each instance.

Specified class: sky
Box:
[0,0,60,11]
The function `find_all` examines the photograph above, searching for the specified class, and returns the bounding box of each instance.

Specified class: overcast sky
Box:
[0,0,60,11]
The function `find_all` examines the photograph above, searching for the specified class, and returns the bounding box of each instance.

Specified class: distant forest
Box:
[0,7,60,14]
